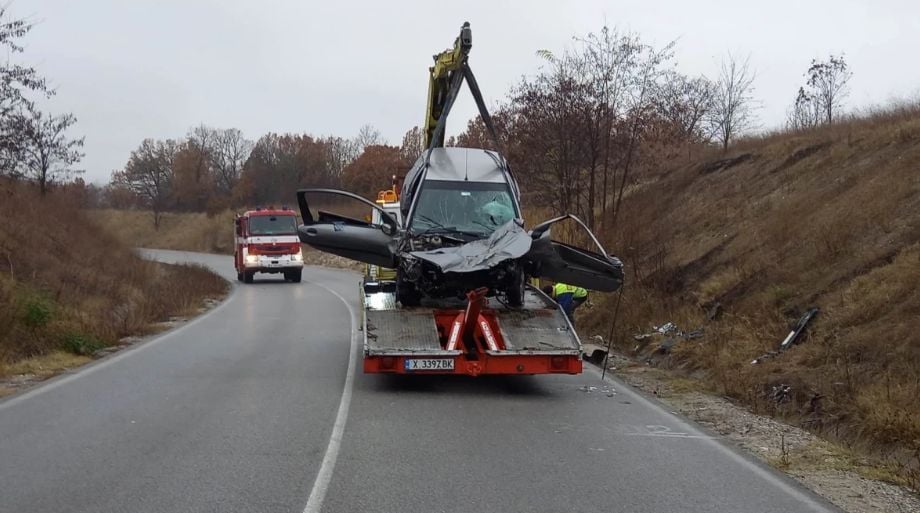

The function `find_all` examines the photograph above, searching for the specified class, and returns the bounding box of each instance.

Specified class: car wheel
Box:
[396,274,421,307]
[505,268,525,308]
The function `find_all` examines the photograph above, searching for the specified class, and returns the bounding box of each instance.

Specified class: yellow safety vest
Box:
[554,283,587,298]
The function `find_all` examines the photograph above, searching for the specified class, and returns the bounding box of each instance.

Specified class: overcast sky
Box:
[12,0,920,184]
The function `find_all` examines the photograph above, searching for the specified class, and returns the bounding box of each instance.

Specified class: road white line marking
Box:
[584,364,837,513]
[0,284,239,411]
[302,278,359,513]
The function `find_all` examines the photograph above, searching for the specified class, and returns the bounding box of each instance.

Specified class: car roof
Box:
[422,147,509,183]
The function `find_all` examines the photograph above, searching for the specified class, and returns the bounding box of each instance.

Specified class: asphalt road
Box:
[0,250,841,513]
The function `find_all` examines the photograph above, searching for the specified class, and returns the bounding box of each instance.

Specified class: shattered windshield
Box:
[248,215,297,235]
[409,180,518,236]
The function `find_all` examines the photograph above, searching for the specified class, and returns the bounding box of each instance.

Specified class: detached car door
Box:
[296,189,398,268]
[525,214,624,293]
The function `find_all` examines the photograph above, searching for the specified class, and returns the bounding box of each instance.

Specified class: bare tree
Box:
[806,55,852,124]
[657,72,716,142]
[210,128,252,195]
[354,124,383,153]
[322,136,358,181]
[0,9,53,175]
[182,125,215,209]
[710,53,758,151]
[17,109,85,194]
[399,126,425,162]
[787,86,821,130]
[116,139,178,229]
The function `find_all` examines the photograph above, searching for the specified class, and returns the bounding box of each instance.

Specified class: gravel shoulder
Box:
[600,352,920,513]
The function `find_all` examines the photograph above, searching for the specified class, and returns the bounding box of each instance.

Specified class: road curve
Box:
[0,250,841,513]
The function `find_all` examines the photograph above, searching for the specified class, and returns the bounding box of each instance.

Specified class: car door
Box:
[296,189,399,268]
[525,214,624,292]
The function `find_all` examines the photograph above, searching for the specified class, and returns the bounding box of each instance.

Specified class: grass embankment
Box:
[0,182,228,386]
[88,209,235,254]
[582,104,920,485]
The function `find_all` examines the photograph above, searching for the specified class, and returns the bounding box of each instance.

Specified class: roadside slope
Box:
[585,106,920,480]
[0,181,227,386]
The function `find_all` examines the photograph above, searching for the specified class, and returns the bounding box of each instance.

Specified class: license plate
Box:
[404,358,454,371]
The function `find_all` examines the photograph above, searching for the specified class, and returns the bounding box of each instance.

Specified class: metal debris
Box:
[634,321,705,355]
[767,384,793,404]
[752,307,819,364]
[780,308,820,350]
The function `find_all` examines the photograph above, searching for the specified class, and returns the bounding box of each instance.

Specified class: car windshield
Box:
[410,180,517,236]
[249,215,297,235]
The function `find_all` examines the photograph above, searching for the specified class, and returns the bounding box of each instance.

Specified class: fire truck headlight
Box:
[245,255,259,264]
[293,252,303,262]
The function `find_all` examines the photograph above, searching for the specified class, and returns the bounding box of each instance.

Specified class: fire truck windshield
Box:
[248,215,297,236]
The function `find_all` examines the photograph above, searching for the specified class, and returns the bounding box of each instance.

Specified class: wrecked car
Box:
[295,145,624,307]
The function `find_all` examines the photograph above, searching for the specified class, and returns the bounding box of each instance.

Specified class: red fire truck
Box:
[233,207,303,283]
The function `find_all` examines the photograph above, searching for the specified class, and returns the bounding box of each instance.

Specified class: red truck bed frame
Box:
[362,285,583,376]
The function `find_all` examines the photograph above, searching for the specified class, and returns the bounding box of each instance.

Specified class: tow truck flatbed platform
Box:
[362,285,583,376]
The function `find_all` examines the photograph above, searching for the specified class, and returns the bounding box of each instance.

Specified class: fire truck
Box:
[234,207,304,283]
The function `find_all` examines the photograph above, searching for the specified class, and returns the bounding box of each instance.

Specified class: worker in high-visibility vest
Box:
[542,283,588,327]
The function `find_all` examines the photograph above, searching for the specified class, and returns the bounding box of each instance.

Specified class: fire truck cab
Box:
[234,207,304,283]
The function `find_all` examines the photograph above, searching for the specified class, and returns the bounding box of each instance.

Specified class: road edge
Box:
[0,280,239,410]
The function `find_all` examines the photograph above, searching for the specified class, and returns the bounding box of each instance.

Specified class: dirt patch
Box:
[696,153,754,174]
[601,353,920,513]
[772,141,832,173]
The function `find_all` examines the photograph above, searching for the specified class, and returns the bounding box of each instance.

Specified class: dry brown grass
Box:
[88,209,235,254]
[0,181,228,372]
[580,102,920,482]
[0,351,92,379]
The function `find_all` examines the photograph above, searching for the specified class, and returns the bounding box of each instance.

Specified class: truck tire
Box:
[237,272,243,282]
[243,271,254,284]
[288,270,302,283]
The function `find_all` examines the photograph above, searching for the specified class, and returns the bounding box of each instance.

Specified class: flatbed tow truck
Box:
[297,23,622,376]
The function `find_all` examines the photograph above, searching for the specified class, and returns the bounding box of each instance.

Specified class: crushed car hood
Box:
[409,220,531,273]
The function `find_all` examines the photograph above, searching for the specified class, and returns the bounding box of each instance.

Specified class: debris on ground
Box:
[578,384,617,397]
[767,384,793,404]
[632,321,705,356]
[752,307,820,364]
[581,336,609,363]
[780,307,820,350]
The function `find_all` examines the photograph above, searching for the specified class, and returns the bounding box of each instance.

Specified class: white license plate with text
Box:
[404,359,455,371]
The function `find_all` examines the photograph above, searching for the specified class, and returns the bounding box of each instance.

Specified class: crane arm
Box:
[424,22,472,149]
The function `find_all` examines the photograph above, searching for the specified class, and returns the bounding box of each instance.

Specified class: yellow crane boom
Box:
[424,22,472,149]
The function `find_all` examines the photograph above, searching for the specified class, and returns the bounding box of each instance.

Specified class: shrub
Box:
[22,297,53,330]
[61,332,106,356]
